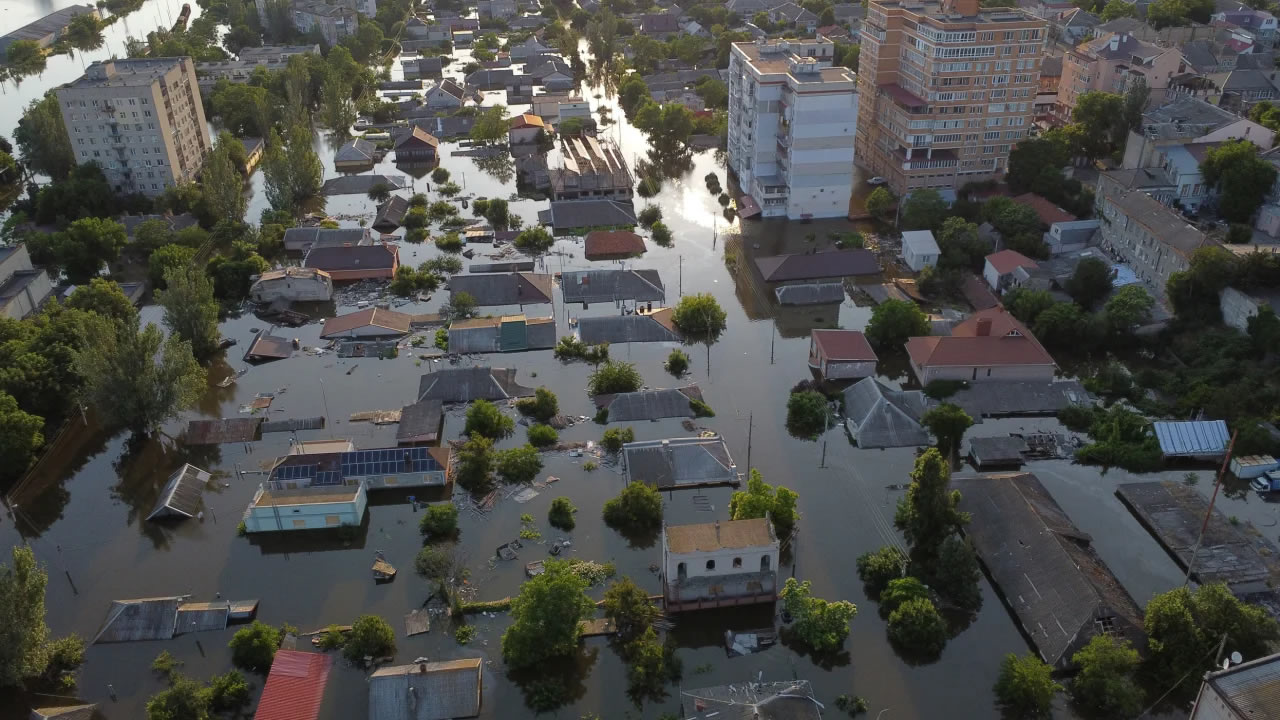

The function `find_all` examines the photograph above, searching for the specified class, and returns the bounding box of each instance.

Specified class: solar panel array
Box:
[340,447,437,477]
[275,463,318,481]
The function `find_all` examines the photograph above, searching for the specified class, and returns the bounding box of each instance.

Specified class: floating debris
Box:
[372,551,397,582]
[404,609,430,637]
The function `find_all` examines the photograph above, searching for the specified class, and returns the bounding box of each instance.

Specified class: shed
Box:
[1153,420,1231,458]
[397,400,444,445]
[955,473,1146,668]
[283,227,371,254]
[174,602,232,634]
[417,367,534,403]
[943,380,1089,418]
[93,596,184,643]
[623,437,739,489]
[245,332,295,362]
[448,273,554,306]
[185,417,262,445]
[983,249,1039,293]
[373,196,410,231]
[842,378,929,448]
[561,269,665,304]
[595,386,705,422]
[255,651,332,720]
[967,436,1030,468]
[146,464,212,521]
[368,658,484,719]
[774,282,844,305]
[808,330,877,380]
[900,230,940,272]
[576,309,680,344]
[584,230,646,260]
[755,249,880,283]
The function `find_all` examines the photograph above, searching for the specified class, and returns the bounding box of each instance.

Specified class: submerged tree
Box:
[894,448,969,569]
[502,559,595,668]
[262,123,323,213]
[156,266,222,360]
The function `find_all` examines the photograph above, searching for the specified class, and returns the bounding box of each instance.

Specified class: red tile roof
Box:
[509,113,545,129]
[1012,192,1077,226]
[985,249,1039,276]
[906,307,1055,369]
[584,230,646,259]
[254,650,331,720]
[811,329,877,362]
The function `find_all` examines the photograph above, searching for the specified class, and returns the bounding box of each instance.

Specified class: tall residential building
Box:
[856,0,1046,195]
[56,58,210,197]
[728,38,858,219]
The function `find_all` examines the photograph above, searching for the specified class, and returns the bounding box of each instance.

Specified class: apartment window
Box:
[128,98,135,105]
[93,151,100,157]
[141,98,148,105]
[89,138,95,145]
[144,111,152,117]
[984,131,1001,140]
[982,146,994,154]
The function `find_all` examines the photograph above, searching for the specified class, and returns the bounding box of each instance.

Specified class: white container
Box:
[1232,455,1280,480]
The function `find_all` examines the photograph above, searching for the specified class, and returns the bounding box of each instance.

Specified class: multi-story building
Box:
[1058,32,1189,121]
[550,135,634,201]
[856,0,1046,195]
[195,44,318,90]
[728,38,858,219]
[255,0,368,46]
[56,58,210,197]
[1095,183,1216,298]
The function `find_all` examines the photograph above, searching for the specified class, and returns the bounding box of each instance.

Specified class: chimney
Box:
[419,662,428,674]
[976,317,992,336]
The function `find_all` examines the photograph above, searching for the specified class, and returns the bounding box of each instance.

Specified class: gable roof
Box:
[1012,193,1076,226]
[754,249,880,282]
[369,658,483,720]
[283,227,372,252]
[665,517,774,553]
[396,126,440,148]
[843,377,930,448]
[304,244,398,273]
[595,385,705,422]
[560,269,665,303]
[417,367,534,402]
[320,174,407,196]
[147,464,212,521]
[374,196,410,230]
[642,12,681,32]
[335,138,376,163]
[397,400,444,444]
[584,230,646,258]
[901,230,941,256]
[540,199,637,230]
[320,307,414,337]
[577,310,680,344]
[255,651,332,720]
[625,436,738,488]
[93,596,184,643]
[985,249,1040,275]
[510,113,545,130]
[775,282,845,305]
[906,307,1056,370]
[811,329,876,362]
[449,272,554,305]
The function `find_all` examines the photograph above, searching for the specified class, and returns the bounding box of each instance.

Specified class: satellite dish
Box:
[1232,651,1244,665]
[1223,658,1231,670]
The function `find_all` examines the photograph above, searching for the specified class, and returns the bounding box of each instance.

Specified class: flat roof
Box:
[63,58,187,89]
[666,517,775,553]
[733,42,855,84]
[252,487,360,507]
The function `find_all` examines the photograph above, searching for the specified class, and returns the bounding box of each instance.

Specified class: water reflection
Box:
[507,646,599,713]
[245,515,371,555]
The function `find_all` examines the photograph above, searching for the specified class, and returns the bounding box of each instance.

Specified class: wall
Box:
[244,487,367,533]
[1220,286,1264,332]
[903,246,938,271]
[1046,219,1099,254]
[1189,687,1243,720]
[822,359,878,380]
[0,271,53,320]
[664,544,776,581]
[915,362,1057,384]
[355,469,447,489]
[250,276,333,303]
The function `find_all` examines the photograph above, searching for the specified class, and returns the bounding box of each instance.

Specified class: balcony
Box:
[893,147,959,171]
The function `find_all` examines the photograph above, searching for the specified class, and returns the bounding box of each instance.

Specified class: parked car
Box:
[1252,469,1280,495]
[868,176,887,186]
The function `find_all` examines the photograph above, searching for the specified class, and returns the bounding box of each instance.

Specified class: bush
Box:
[549,497,577,530]
[515,386,559,422]
[780,577,858,652]
[434,328,449,350]
[588,361,643,395]
[419,503,459,539]
[689,397,715,417]
[717,192,730,206]
[465,399,514,439]
[995,653,1060,718]
[343,615,396,662]
[435,232,464,252]
[228,621,281,672]
[886,597,947,657]
[856,546,907,599]
[405,227,428,243]
[650,221,673,246]
[497,444,543,484]
[431,167,451,183]
[427,201,458,221]
[602,426,635,452]
[555,335,610,363]
[665,349,689,375]
[415,545,454,580]
[403,207,428,229]
[528,424,558,448]
[603,482,662,532]
[786,390,830,439]
[455,624,477,644]
[1057,404,1096,432]
[455,434,496,493]
[409,193,428,207]
[638,205,662,228]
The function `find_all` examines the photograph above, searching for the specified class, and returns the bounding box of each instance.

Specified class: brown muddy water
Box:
[1,5,1268,718]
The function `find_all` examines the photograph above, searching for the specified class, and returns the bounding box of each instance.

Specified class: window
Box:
[733,557,743,569]
[761,555,771,571]
[705,559,716,571]
[677,562,687,579]
[292,519,307,528]
[325,515,341,526]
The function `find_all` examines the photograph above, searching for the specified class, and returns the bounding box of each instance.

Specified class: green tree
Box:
[786,390,830,439]
[8,45,49,88]
[920,403,973,456]
[419,503,459,539]
[228,621,281,672]
[1034,301,1095,351]
[64,13,106,54]
[464,398,514,439]
[344,615,395,662]
[1145,583,1280,693]
[0,546,52,687]
[497,444,543,484]
[780,577,858,652]
[886,596,947,656]
[146,674,210,720]
[729,469,799,538]
[900,188,949,231]
[66,278,137,326]
[31,217,129,284]
[1069,92,1128,160]
[1201,139,1278,223]
[866,299,929,348]
[995,652,1061,717]
[879,576,931,616]
[1100,0,1137,19]
[321,69,357,132]
[528,424,558,448]
[455,434,497,493]
[671,293,727,337]
[515,387,559,422]
[262,124,323,214]
[1124,76,1150,131]
[1004,287,1056,325]
[514,227,554,257]
[414,545,454,581]
[1006,134,1073,194]
[470,105,510,144]
[665,348,689,375]
[894,448,969,567]
[1147,0,1192,28]
[865,186,895,220]
[588,360,643,395]
[502,559,596,668]
[0,392,43,481]
[618,74,651,114]
[603,482,663,533]
[548,496,577,530]
[1103,284,1154,332]
[1066,256,1113,309]
[601,426,635,452]
[856,546,907,599]
[205,669,251,714]
[203,134,247,223]
[148,245,197,290]
[936,216,990,271]
[931,536,982,610]
[623,626,672,700]
[1167,245,1236,323]
[1070,634,1143,718]
[603,577,660,642]
[156,266,221,360]
[77,320,206,435]
[650,221,673,247]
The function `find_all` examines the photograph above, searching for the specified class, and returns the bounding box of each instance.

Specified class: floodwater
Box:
[0,6,1264,719]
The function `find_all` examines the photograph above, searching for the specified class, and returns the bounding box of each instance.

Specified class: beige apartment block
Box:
[56,57,210,197]
[856,0,1047,195]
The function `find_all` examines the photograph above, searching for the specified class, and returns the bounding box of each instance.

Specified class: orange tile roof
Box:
[985,249,1039,276]
[907,307,1055,369]
[1012,192,1077,226]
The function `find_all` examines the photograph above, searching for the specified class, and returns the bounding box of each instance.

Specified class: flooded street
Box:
[0,6,1260,718]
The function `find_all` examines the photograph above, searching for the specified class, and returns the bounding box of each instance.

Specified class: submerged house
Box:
[843,377,929,449]
[663,517,779,612]
[538,199,637,231]
[334,138,378,172]
[268,446,451,492]
[242,484,369,533]
[594,385,706,422]
[394,127,440,164]
[560,269,664,304]
[320,307,413,339]
[283,227,372,254]
[303,244,399,282]
[417,367,534,403]
[583,230,646,260]
[255,651,332,720]
[250,267,334,303]
[368,658,484,719]
[623,437,740,489]
[808,329,877,380]
[373,196,410,231]
[576,308,680,344]
[397,400,444,445]
[550,136,634,201]
[755,249,879,284]
[448,273,554,306]
[448,315,556,353]
[146,464,213,522]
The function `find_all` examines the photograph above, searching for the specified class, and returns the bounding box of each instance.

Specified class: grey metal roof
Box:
[541,199,637,230]
[447,318,557,353]
[956,473,1146,668]
[681,681,823,720]
[397,400,443,443]
[1153,420,1230,457]
[1204,651,1280,719]
[147,464,212,521]
[417,367,535,402]
[942,380,1090,419]
[93,596,184,643]
[374,197,410,231]
[843,378,929,449]
[320,174,407,196]
[369,658,483,720]
[597,386,703,422]
[304,245,397,273]
[754,249,880,282]
[774,282,844,305]
[577,314,680,344]
[448,273,553,305]
[334,138,376,163]
[174,602,231,633]
[967,436,1029,467]
[623,437,736,488]
[185,418,263,444]
[283,227,371,252]
[560,270,665,303]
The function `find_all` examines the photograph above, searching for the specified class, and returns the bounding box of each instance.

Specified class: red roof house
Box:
[905,306,1056,385]
[303,243,399,282]
[1012,192,1077,227]
[584,230,647,260]
[808,329,878,380]
[254,650,331,720]
[983,249,1039,293]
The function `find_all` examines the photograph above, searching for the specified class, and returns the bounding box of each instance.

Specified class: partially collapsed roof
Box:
[146,464,212,521]
[843,378,929,449]
[417,367,534,403]
[681,681,822,720]
[623,437,737,488]
[397,400,444,444]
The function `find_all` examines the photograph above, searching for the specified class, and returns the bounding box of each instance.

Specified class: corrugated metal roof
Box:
[596,386,703,422]
[577,314,680,344]
[368,658,483,719]
[1205,652,1280,719]
[254,650,332,720]
[1153,420,1230,457]
[174,602,230,633]
[147,464,212,521]
[93,596,185,643]
[417,367,535,402]
[624,437,737,488]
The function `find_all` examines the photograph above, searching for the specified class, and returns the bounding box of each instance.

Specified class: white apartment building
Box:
[56,58,210,197]
[728,38,858,219]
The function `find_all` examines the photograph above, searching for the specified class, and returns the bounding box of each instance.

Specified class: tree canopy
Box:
[866,299,929,348]
[729,469,799,538]
[1144,583,1279,694]
[780,577,857,653]
[672,293,727,338]
[894,448,969,568]
[501,559,595,668]
[995,652,1060,718]
[1200,139,1277,223]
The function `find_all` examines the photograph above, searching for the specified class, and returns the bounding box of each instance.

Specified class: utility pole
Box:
[1184,430,1238,587]
[746,413,753,472]
[770,319,776,364]
[678,255,683,297]
[820,404,831,468]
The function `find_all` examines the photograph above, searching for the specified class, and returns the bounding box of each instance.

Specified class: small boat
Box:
[372,551,397,581]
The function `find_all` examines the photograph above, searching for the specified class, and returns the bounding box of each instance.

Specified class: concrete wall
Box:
[665,544,777,580]
[244,486,367,533]
[914,361,1056,384]
[353,470,447,489]
[821,359,878,380]
[1220,286,1263,332]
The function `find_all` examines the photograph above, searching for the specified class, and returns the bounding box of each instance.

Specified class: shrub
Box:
[465,398,515,439]
[638,205,662,228]
[601,426,635,452]
[995,653,1060,718]
[856,546,907,599]
[405,227,428,243]
[588,361,643,395]
[780,577,858,653]
[415,545,454,580]
[527,424,558,448]
[419,503,459,539]
[427,201,458,221]
[650,221,673,247]
[603,482,662,532]
[455,624,477,644]
[409,193,428,207]
[515,386,559,422]
[1057,404,1096,432]
[434,328,449,350]
[497,444,543,484]
[887,597,947,657]
[455,434,496,493]
[665,348,689,375]
[435,232,464,252]
[689,397,715,417]
[228,621,281,672]
[549,497,577,530]
[555,335,610,363]
[343,615,396,662]
[717,192,730,206]
[431,167,451,183]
